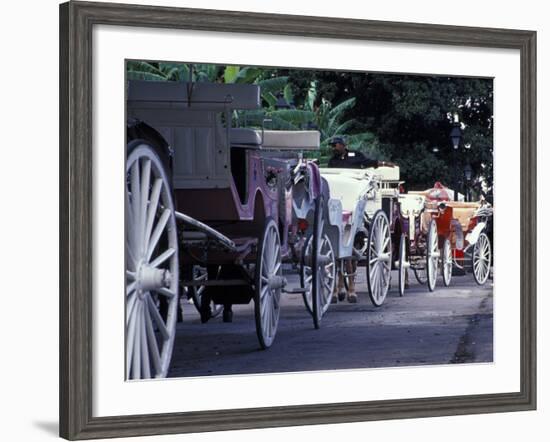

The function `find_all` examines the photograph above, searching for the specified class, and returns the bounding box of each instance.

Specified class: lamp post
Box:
[464,163,473,202]
[449,114,463,201]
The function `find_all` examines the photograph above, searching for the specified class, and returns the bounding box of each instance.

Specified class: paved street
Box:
[168,269,493,378]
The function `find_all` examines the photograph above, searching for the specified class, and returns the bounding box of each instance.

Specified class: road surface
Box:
[168,269,493,378]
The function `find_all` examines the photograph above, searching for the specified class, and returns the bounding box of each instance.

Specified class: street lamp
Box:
[449,114,463,201]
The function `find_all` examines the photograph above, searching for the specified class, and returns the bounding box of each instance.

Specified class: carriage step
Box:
[284,287,307,294]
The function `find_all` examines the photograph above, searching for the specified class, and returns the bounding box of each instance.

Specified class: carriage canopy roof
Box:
[127,80,261,110]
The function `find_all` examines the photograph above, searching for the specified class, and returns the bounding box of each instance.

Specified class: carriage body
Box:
[409,184,494,286]
[125,80,330,379]
[436,201,493,284]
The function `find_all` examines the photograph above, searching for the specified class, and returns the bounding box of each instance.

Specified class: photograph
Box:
[125,60,495,380]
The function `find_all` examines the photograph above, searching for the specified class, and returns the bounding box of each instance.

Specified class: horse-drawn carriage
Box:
[125,80,333,379]
[408,183,493,288]
[318,165,446,306]
[320,167,391,307]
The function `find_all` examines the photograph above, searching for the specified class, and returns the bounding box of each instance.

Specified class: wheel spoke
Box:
[130,161,141,242]
[132,302,142,379]
[140,302,151,379]
[144,178,162,249]
[146,209,171,262]
[156,287,176,299]
[139,159,152,255]
[145,294,169,340]
[126,292,137,326]
[144,303,161,375]
[126,299,139,378]
[126,281,137,296]
[150,247,176,268]
[126,242,137,271]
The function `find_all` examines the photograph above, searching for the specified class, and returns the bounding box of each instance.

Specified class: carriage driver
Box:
[327,136,396,303]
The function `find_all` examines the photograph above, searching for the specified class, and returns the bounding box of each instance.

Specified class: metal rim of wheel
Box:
[254,218,283,349]
[414,267,427,284]
[126,143,179,379]
[186,266,223,319]
[301,233,336,318]
[366,210,392,307]
[472,232,492,285]
[442,238,453,287]
[397,234,407,297]
[425,219,440,292]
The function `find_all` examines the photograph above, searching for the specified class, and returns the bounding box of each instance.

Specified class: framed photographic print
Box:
[59,1,536,439]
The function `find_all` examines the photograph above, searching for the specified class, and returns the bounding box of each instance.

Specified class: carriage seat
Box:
[261,130,320,150]
[230,129,321,150]
[230,128,262,147]
[452,207,478,231]
[321,169,370,213]
[399,194,425,216]
[444,201,483,231]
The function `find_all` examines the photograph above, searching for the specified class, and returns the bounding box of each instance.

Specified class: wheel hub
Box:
[136,261,171,295]
[376,252,391,263]
[267,275,286,290]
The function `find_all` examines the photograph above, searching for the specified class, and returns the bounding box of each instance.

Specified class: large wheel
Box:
[441,238,453,287]
[184,266,223,321]
[126,142,179,379]
[425,219,440,292]
[472,232,492,285]
[397,234,408,297]
[301,233,336,319]
[254,218,283,349]
[366,210,392,307]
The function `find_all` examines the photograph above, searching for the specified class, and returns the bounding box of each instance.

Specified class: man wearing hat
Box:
[328,136,396,303]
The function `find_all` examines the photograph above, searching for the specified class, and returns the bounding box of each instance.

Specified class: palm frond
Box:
[223,65,240,83]
[257,77,289,95]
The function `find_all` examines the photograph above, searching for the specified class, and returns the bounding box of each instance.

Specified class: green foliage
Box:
[126,61,493,191]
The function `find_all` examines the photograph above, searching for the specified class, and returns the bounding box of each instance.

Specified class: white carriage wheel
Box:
[301,233,336,317]
[254,218,283,349]
[442,238,453,287]
[425,219,440,292]
[397,234,407,297]
[473,232,492,285]
[366,210,392,307]
[186,266,223,319]
[126,143,179,379]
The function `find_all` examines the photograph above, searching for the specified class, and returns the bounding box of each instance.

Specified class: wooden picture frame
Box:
[59,1,536,439]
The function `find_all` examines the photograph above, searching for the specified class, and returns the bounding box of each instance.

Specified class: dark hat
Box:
[329,136,346,145]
